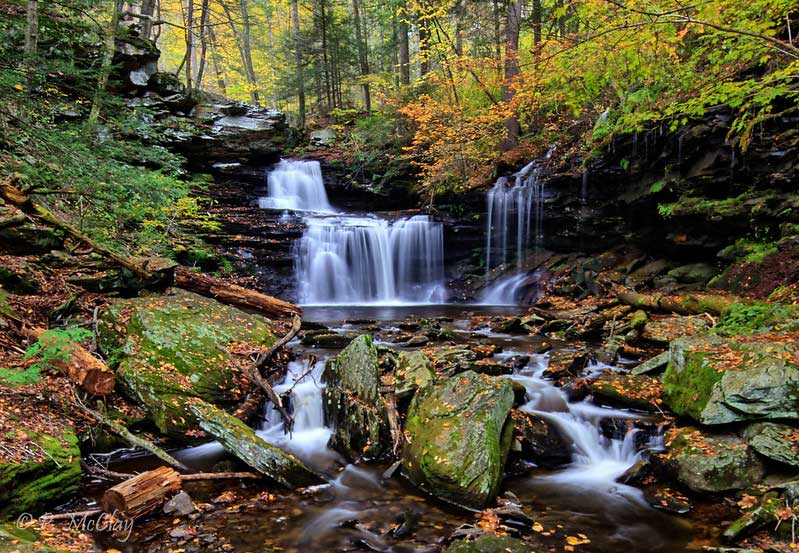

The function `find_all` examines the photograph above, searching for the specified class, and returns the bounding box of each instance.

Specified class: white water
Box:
[479,272,529,305]
[485,159,546,276]
[295,215,447,305]
[509,357,646,487]
[259,159,335,213]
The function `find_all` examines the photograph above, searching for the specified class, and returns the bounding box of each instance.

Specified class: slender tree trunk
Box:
[352,0,371,112]
[453,0,463,56]
[88,0,122,128]
[208,27,227,96]
[239,0,260,104]
[265,0,278,108]
[293,0,306,127]
[221,2,260,105]
[418,9,430,77]
[320,0,332,109]
[492,0,501,67]
[139,0,155,39]
[398,1,410,85]
[533,0,542,47]
[184,0,194,94]
[23,0,39,80]
[501,1,522,150]
[195,0,210,91]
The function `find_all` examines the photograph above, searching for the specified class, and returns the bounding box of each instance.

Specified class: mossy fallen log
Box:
[613,286,741,316]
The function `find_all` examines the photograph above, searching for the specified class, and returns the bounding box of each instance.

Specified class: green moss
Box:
[714,301,795,336]
[662,340,723,420]
[629,309,648,331]
[446,534,537,552]
[0,429,81,519]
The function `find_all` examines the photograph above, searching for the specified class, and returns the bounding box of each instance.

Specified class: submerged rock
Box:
[98,290,276,436]
[743,422,799,467]
[659,427,765,493]
[402,371,514,509]
[663,335,799,424]
[323,335,390,460]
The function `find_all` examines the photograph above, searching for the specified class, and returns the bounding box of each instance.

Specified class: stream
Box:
[98,161,725,552]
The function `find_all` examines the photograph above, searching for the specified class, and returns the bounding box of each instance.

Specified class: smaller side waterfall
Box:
[485,157,548,276]
[259,159,334,213]
[295,215,446,305]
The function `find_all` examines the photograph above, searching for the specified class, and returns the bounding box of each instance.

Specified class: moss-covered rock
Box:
[426,346,479,377]
[589,370,663,412]
[663,335,799,424]
[641,315,709,344]
[394,350,436,399]
[659,427,765,493]
[0,425,81,519]
[323,335,390,460]
[98,290,276,436]
[743,422,799,467]
[445,534,537,552]
[402,371,514,509]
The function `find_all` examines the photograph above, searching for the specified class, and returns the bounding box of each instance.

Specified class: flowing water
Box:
[258,159,334,212]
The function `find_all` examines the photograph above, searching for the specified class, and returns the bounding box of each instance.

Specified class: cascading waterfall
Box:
[258,159,334,213]
[295,215,446,305]
[509,358,651,486]
[485,159,546,277]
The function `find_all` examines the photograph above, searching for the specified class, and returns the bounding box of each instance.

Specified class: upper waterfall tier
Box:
[295,215,446,305]
[259,159,334,213]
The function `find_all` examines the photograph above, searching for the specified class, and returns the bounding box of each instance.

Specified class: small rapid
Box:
[258,159,334,213]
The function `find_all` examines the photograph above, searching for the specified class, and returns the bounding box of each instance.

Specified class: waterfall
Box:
[510,360,650,486]
[485,159,546,277]
[295,215,446,305]
[258,159,334,213]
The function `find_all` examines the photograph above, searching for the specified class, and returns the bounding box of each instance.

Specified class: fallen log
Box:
[613,287,741,317]
[101,466,181,519]
[72,397,190,472]
[174,266,301,318]
[23,326,115,396]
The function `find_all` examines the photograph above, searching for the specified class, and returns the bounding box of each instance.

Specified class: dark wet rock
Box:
[667,263,718,284]
[404,334,430,347]
[589,370,663,412]
[505,355,531,370]
[539,318,572,334]
[394,350,436,400]
[631,350,670,375]
[663,335,799,424]
[659,427,765,493]
[113,33,160,93]
[643,487,692,514]
[510,410,571,468]
[0,264,38,295]
[544,349,589,380]
[446,534,536,553]
[0,223,62,255]
[323,335,390,460]
[490,316,540,334]
[722,491,782,541]
[743,422,799,467]
[427,346,479,377]
[510,380,528,405]
[98,290,275,436]
[0,417,80,518]
[164,491,197,516]
[402,371,514,509]
[301,331,358,349]
[600,418,663,451]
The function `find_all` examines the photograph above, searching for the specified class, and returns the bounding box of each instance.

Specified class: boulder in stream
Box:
[323,335,391,460]
[663,334,799,424]
[510,410,571,468]
[658,427,765,493]
[743,422,799,467]
[402,371,514,509]
[394,350,436,399]
[446,534,537,552]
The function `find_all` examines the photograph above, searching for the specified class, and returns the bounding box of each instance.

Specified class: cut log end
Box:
[101,466,181,520]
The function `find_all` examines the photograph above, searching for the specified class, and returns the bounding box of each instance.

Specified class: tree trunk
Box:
[22,326,115,396]
[221,2,260,105]
[418,9,430,77]
[265,0,279,108]
[101,466,181,520]
[184,0,194,94]
[194,0,210,91]
[613,287,741,317]
[532,0,542,47]
[501,1,522,151]
[23,0,39,78]
[320,0,332,109]
[239,0,260,104]
[352,0,371,112]
[208,27,228,96]
[88,0,122,128]
[398,1,410,85]
[292,0,306,127]
[139,0,155,39]
[173,267,301,318]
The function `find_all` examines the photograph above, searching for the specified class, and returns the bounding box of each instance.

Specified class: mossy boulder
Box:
[640,315,709,344]
[402,371,514,509]
[98,290,276,436]
[394,350,436,399]
[743,422,799,467]
[0,424,81,519]
[663,335,799,424]
[589,370,663,412]
[323,335,390,460]
[426,346,479,377]
[446,534,537,553]
[659,427,765,493]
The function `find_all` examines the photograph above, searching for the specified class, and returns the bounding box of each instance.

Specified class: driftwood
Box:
[82,460,259,483]
[72,397,190,472]
[613,286,740,316]
[23,326,115,396]
[174,266,301,318]
[40,509,104,521]
[101,466,181,519]
[383,394,404,456]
